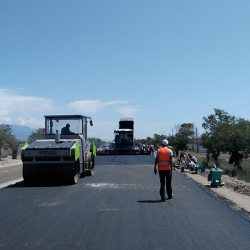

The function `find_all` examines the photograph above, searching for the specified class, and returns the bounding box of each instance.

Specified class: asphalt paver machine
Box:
[97,118,140,155]
[21,115,96,185]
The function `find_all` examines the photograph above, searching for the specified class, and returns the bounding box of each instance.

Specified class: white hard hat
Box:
[162,139,168,145]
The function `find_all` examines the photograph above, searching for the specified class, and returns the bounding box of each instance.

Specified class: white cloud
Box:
[117,107,141,117]
[0,90,143,136]
[0,116,12,123]
[0,89,56,128]
[68,100,127,113]
[0,89,55,113]
[16,117,44,128]
[68,100,103,113]
[0,110,10,116]
[87,121,116,141]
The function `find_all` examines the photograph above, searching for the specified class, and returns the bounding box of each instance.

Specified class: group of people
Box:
[154,140,198,202]
[179,152,198,170]
[186,153,198,170]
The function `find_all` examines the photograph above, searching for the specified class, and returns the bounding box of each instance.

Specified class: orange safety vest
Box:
[158,147,172,170]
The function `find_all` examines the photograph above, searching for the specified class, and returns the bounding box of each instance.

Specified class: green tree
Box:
[27,128,45,143]
[0,124,12,160]
[177,123,194,139]
[224,118,250,169]
[140,134,166,147]
[6,135,19,159]
[169,123,194,156]
[202,109,236,165]
[140,124,192,156]
[152,134,165,146]
[88,137,107,148]
[202,108,250,169]
[170,135,189,156]
[201,133,212,165]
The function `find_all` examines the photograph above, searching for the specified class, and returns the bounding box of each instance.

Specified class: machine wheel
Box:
[23,176,33,186]
[70,160,80,184]
[86,152,94,176]
[23,166,34,186]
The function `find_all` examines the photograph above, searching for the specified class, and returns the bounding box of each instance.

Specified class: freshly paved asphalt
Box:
[0,155,250,250]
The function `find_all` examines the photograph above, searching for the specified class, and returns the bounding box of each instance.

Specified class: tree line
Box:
[1,108,249,169]
[139,122,195,156]
[140,108,250,170]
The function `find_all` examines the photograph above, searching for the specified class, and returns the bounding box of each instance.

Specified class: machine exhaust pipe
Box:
[55,130,60,143]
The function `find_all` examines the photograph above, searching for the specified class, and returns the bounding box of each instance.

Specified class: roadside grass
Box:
[185,151,250,183]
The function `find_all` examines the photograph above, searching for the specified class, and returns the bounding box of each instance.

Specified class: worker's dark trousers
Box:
[159,170,172,199]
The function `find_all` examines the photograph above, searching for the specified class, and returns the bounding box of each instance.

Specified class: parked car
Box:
[108,142,115,150]
[102,145,108,151]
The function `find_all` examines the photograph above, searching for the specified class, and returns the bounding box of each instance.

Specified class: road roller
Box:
[21,115,96,185]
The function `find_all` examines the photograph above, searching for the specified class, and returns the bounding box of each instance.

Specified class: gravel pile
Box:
[222,175,250,196]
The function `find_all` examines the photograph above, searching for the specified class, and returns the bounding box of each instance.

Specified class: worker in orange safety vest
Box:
[154,139,173,202]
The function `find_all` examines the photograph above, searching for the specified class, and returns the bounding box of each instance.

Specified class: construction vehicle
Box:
[21,115,96,185]
[97,118,142,155]
[114,118,135,153]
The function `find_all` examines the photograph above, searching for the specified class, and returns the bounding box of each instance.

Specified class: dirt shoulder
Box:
[0,156,22,168]
[178,168,250,220]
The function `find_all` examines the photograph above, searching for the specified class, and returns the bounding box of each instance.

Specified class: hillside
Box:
[11,125,35,141]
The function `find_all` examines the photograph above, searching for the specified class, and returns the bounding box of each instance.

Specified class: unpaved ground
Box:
[0,155,22,168]
[1,155,250,219]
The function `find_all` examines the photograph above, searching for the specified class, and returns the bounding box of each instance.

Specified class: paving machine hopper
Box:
[21,115,96,185]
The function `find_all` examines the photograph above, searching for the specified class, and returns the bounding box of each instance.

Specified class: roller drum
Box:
[23,162,79,185]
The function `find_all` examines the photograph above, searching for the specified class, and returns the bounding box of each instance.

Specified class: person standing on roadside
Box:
[154,139,173,202]
[150,145,154,156]
[180,152,185,161]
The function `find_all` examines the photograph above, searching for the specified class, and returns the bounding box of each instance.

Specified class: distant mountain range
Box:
[11,125,36,142]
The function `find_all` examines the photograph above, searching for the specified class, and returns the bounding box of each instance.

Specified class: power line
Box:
[233,102,250,115]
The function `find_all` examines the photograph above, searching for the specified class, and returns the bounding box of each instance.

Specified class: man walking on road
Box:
[154,139,173,202]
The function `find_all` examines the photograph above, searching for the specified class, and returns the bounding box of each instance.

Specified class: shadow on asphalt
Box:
[137,200,163,203]
[205,184,223,188]
[4,180,71,188]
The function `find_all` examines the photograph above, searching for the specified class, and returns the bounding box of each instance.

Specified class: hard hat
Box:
[162,139,168,145]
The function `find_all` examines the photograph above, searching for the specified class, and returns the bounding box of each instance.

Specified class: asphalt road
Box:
[0,155,250,250]
[0,163,22,185]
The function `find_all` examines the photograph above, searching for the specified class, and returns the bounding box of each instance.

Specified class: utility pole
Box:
[196,128,199,153]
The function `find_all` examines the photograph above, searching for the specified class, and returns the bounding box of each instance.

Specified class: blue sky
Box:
[1,0,250,141]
